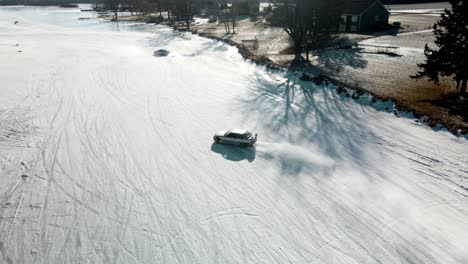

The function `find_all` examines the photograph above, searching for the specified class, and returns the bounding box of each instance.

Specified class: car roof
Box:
[231,129,249,135]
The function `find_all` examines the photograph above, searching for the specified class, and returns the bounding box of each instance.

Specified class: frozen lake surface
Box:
[0,6,467,264]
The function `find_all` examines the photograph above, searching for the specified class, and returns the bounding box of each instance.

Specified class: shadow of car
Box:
[211,143,256,162]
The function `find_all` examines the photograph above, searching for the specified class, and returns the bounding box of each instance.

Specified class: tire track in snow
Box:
[111,195,146,264]
[239,72,466,260]
[36,91,70,264]
[39,134,61,264]
[161,207,258,252]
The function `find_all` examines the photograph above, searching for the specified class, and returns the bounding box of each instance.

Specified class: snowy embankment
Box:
[0,6,467,264]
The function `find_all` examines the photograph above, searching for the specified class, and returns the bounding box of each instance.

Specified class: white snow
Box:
[0,6,467,264]
[386,2,450,14]
[389,9,445,14]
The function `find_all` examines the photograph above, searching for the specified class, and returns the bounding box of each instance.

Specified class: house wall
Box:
[340,14,361,33]
[359,2,389,32]
[339,1,390,33]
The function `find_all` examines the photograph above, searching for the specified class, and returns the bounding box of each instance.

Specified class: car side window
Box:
[230,133,241,139]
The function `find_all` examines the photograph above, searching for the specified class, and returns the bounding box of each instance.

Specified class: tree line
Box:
[99,0,345,46]
[101,0,238,32]
[98,0,466,95]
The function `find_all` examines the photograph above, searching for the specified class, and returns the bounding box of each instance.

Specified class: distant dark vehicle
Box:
[213,129,257,147]
[392,21,402,29]
[153,49,169,57]
[13,21,18,24]
[60,4,78,8]
[80,9,94,12]
[208,16,217,23]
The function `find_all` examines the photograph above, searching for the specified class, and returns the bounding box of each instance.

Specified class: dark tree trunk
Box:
[461,79,467,95]
[225,13,230,33]
[223,20,228,33]
[231,15,235,34]
[293,40,302,55]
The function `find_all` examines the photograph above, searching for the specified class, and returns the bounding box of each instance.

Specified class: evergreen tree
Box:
[412,0,468,95]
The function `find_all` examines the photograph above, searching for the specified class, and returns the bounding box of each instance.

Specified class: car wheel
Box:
[214,137,220,144]
[241,143,248,148]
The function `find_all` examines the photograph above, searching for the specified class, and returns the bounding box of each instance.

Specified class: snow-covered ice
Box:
[0,6,467,264]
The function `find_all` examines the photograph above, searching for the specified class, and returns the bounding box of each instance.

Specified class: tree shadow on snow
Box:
[289,35,368,75]
[237,69,383,178]
[312,47,368,75]
[185,41,230,57]
[147,30,184,48]
[235,66,446,264]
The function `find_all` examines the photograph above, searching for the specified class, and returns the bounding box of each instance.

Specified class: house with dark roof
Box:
[339,0,390,32]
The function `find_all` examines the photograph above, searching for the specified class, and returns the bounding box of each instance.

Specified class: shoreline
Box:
[178,26,466,137]
[64,7,467,138]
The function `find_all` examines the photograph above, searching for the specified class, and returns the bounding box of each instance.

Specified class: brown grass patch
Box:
[364,78,467,134]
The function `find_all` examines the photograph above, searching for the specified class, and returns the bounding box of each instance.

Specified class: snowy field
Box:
[386,2,450,14]
[1,6,467,264]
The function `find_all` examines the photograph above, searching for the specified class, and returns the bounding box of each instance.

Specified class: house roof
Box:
[343,0,387,15]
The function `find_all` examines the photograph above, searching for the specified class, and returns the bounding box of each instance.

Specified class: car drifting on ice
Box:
[213,129,257,147]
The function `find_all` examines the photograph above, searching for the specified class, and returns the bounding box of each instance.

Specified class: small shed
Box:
[340,0,389,33]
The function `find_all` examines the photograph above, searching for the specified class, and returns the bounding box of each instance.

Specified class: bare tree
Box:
[219,1,231,34]
[104,0,121,20]
[268,0,308,56]
[230,1,238,34]
[156,0,163,16]
[123,0,136,15]
[136,0,154,14]
[303,0,343,60]
[268,0,343,59]
[170,0,195,29]
[218,0,237,34]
